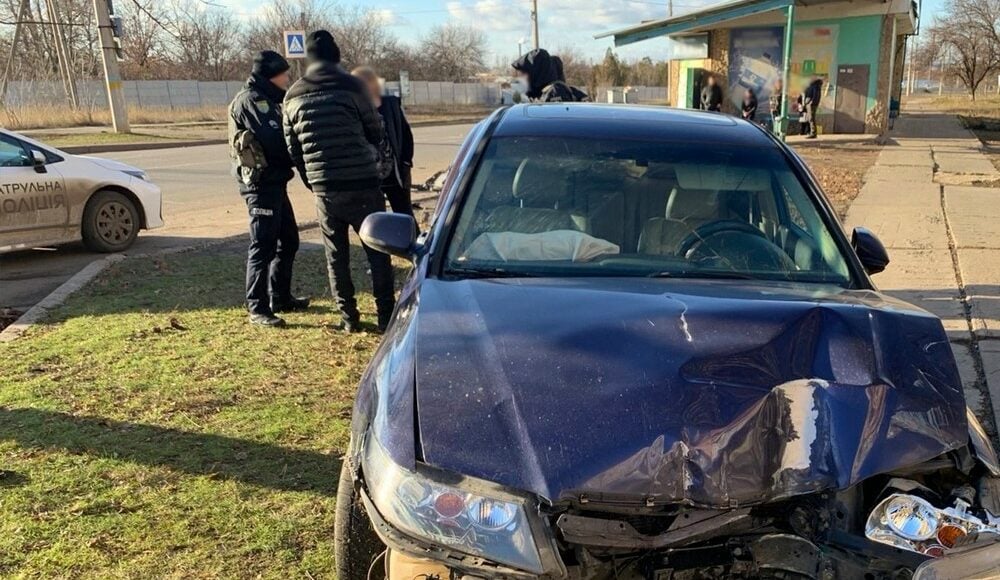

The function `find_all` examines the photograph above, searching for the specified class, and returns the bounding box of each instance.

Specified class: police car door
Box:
[0,133,68,250]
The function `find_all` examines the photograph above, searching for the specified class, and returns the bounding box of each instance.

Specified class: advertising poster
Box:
[727,27,783,113]
[790,25,838,113]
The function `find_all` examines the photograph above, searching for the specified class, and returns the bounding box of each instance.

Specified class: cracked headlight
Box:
[363,436,543,574]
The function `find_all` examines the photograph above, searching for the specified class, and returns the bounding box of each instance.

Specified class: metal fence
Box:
[2,79,669,109]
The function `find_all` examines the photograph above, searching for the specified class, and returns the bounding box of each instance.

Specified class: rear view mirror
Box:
[31,150,46,173]
[360,212,418,259]
[852,227,890,275]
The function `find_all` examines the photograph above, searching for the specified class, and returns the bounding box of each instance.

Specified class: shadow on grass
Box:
[38,242,396,323]
[0,407,341,496]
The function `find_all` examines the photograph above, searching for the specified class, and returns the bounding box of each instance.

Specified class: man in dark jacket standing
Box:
[228,50,308,327]
[353,66,415,216]
[512,48,588,103]
[700,74,723,112]
[802,76,823,138]
[284,31,395,333]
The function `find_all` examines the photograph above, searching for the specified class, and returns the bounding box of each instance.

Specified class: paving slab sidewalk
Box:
[846,112,1000,435]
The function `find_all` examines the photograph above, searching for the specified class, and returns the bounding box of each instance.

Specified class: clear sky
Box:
[220,0,948,63]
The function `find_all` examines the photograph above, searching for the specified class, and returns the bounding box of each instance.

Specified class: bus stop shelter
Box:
[596,0,918,136]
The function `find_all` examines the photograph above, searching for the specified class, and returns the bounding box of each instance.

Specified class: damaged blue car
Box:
[335,104,1000,580]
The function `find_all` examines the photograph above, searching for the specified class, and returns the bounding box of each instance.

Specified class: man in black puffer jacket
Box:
[512,48,588,103]
[284,31,395,333]
[229,50,309,328]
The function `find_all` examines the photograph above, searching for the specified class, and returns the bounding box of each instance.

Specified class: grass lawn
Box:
[35,131,182,149]
[0,242,392,578]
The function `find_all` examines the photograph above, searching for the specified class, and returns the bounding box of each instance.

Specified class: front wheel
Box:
[335,461,387,580]
[81,190,140,253]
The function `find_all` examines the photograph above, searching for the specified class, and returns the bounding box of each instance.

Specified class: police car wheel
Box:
[82,190,140,253]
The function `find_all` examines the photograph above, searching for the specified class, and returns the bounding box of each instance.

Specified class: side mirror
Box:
[360,212,418,259]
[852,227,890,275]
[31,150,47,173]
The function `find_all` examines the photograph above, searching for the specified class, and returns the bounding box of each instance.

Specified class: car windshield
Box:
[444,136,853,286]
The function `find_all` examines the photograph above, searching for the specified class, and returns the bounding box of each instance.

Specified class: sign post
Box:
[284,30,307,59]
[399,70,411,102]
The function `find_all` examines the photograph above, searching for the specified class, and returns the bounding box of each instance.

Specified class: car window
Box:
[444,136,852,286]
[0,135,31,167]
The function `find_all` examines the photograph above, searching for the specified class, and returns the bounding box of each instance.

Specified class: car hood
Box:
[413,277,968,508]
[77,155,143,175]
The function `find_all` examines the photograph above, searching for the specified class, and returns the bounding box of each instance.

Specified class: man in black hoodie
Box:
[512,48,588,103]
[283,31,395,333]
[229,50,308,327]
[802,76,823,138]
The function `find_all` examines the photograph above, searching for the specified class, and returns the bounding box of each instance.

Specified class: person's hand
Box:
[402,165,412,192]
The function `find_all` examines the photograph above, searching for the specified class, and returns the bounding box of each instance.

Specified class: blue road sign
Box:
[284,31,306,59]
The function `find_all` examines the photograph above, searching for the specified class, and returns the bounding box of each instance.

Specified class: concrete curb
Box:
[0,221,320,343]
[60,139,227,155]
[0,254,124,342]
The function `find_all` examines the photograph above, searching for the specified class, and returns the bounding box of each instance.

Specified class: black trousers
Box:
[315,190,395,322]
[382,181,413,217]
[245,191,299,315]
[382,166,413,216]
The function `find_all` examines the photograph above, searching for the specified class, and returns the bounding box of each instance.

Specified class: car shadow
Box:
[0,406,341,496]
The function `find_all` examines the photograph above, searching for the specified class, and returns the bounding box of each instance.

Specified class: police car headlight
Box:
[363,436,543,574]
[123,169,147,181]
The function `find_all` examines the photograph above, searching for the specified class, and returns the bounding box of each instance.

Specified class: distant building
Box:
[597,0,917,135]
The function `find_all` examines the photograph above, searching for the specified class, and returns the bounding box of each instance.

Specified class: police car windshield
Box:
[444,136,853,286]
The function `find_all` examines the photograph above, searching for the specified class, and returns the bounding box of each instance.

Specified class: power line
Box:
[128,0,181,39]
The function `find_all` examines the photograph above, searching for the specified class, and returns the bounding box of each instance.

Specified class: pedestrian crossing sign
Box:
[284,30,306,59]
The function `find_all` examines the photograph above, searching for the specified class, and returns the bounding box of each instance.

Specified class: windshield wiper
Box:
[446,266,537,279]
[649,270,758,280]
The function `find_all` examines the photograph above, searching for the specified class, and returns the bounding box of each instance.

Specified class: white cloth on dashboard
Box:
[464,230,620,262]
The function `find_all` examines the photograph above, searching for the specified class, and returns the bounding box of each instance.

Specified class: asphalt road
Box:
[0,123,475,312]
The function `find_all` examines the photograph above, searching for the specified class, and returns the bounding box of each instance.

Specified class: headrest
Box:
[512,158,568,206]
[666,187,721,221]
[674,164,771,191]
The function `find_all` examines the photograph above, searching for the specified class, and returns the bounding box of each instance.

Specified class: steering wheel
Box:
[678,220,768,255]
[678,220,797,272]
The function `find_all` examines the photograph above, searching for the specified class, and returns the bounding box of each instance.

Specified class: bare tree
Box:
[119,0,169,79]
[553,46,591,87]
[168,0,244,81]
[243,0,337,56]
[416,24,486,82]
[932,0,1000,99]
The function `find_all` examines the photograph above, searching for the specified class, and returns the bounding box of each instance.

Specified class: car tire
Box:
[81,190,140,253]
[335,461,387,580]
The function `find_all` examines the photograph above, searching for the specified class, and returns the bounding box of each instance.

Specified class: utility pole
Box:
[0,0,29,102]
[669,0,674,16]
[531,0,539,50]
[939,45,946,96]
[93,0,129,133]
[906,35,916,96]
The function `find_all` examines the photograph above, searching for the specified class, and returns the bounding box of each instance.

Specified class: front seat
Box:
[638,188,720,256]
[479,158,579,234]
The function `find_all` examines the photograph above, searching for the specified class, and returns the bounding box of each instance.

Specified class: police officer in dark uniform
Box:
[229,50,309,327]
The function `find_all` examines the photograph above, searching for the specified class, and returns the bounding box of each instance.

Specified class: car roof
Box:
[491,103,777,148]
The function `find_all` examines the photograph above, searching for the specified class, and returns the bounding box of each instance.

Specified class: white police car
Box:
[0,128,163,253]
